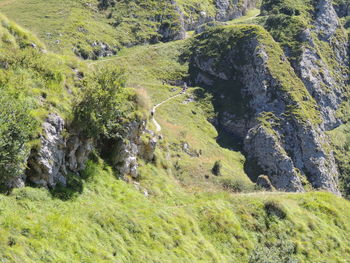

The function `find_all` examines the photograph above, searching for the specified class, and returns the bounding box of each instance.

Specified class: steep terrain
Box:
[1,0,350,262]
[0,0,260,58]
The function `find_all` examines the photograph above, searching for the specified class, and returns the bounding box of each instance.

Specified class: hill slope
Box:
[0,0,350,262]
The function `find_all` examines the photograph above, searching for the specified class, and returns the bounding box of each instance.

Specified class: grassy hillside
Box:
[0,160,350,262]
[0,0,261,58]
[94,40,252,192]
[1,1,350,262]
[0,0,120,58]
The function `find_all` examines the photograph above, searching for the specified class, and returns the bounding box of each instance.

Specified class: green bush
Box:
[211,160,222,176]
[264,200,287,219]
[0,91,37,185]
[249,237,298,263]
[74,66,136,140]
[220,177,255,192]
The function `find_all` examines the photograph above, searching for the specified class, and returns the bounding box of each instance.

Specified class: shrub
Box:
[220,177,255,193]
[264,200,287,219]
[74,66,136,140]
[0,91,37,186]
[211,160,222,176]
[249,238,298,263]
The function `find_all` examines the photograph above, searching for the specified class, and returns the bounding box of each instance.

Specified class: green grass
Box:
[156,88,251,191]
[0,0,120,57]
[0,0,261,58]
[0,160,349,262]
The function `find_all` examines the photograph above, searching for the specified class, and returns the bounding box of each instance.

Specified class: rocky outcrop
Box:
[24,114,157,188]
[174,0,258,32]
[73,41,118,60]
[26,114,93,188]
[291,0,349,130]
[158,0,186,42]
[112,121,157,179]
[333,0,350,17]
[256,175,275,191]
[190,25,340,194]
[215,0,257,21]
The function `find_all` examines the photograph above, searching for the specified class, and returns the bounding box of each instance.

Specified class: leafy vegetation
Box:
[73,66,136,140]
[212,160,222,176]
[0,92,37,186]
[0,14,76,188]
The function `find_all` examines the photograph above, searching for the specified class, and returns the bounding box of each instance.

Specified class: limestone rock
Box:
[26,114,93,188]
[292,0,349,130]
[190,25,341,195]
[113,121,157,179]
[256,175,275,191]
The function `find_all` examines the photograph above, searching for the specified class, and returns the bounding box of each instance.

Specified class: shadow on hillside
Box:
[215,126,243,152]
[49,173,85,201]
[192,86,261,184]
[49,154,101,201]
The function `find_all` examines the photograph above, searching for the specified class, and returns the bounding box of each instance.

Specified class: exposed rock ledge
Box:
[190,25,340,195]
[13,114,157,189]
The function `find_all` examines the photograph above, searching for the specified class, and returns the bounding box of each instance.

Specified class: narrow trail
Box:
[152,92,185,132]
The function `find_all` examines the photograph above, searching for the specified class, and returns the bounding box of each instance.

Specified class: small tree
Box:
[74,66,136,140]
[212,160,222,176]
[0,92,36,185]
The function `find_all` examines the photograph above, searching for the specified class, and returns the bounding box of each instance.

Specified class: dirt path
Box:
[151,92,184,132]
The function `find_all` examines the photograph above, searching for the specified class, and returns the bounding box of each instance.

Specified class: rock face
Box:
[174,0,258,33]
[112,121,157,179]
[158,0,186,42]
[215,0,257,21]
[333,0,350,17]
[290,0,349,130]
[190,25,340,194]
[256,175,275,191]
[24,114,157,188]
[73,41,118,60]
[26,114,93,188]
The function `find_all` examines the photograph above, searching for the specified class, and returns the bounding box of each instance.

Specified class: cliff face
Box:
[333,0,350,17]
[262,0,349,130]
[190,25,340,194]
[97,0,259,47]
[22,114,157,189]
[180,0,260,32]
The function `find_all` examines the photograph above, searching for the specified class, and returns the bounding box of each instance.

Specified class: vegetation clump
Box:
[212,160,223,176]
[74,66,136,140]
[0,92,37,186]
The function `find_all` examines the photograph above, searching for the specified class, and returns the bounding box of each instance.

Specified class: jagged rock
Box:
[27,114,67,187]
[288,0,348,130]
[190,25,340,195]
[113,121,157,179]
[24,115,158,186]
[333,1,350,18]
[256,175,275,191]
[91,41,117,58]
[158,0,186,41]
[245,126,304,192]
[176,0,258,32]
[215,0,256,21]
[26,114,93,188]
